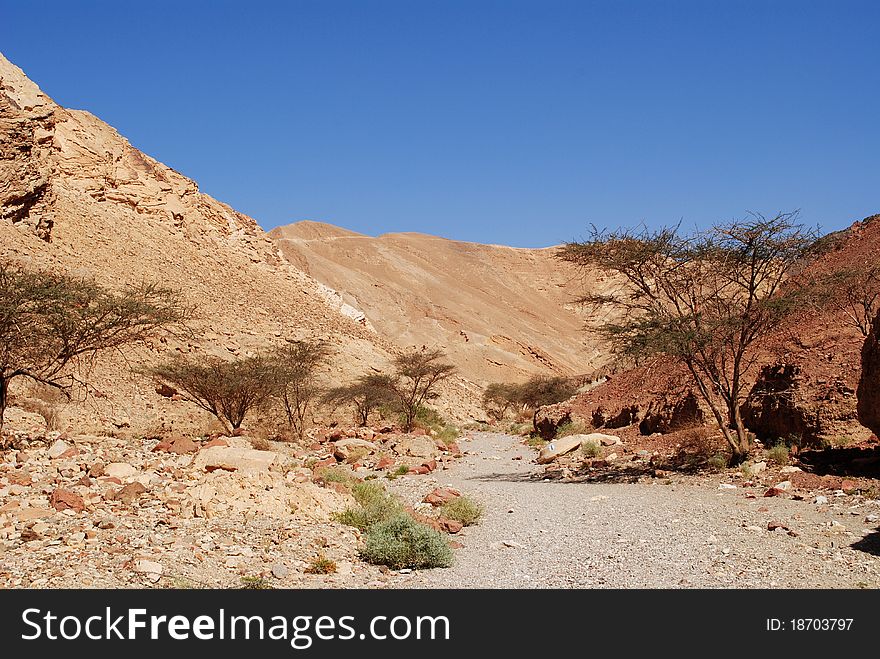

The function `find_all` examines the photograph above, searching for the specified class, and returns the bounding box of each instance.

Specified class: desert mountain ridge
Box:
[0,51,606,433]
[270,220,609,383]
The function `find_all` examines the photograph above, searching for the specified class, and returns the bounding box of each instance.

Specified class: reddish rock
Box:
[448,541,465,549]
[8,471,32,486]
[77,476,92,487]
[50,488,85,512]
[100,477,123,485]
[59,447,79,459]
[408,465,431,475]
[436,517,463,534]
[423,487,461,507]
[88,462,105,477]
[841,479,858,493]
[422,459,438,472]
[764,487,786,497]
[858,311,880,435]
[328,429,344,441]
[376,456,395,469]
[202,438,228,449]
[446,442,462,457]
[155,383,178,398]
[111,482,147,505]
[312,457,337,471]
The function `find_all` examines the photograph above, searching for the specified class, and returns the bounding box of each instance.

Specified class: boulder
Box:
[49,488,85,513]
[393,436,436,459]
[333,438,379,461]
[193,446,278,474]
[423,487,461,506]
[533,404,572,439]
[47,439,70,459]
[111,482,148,505]
[858,311,880,435]
[536,435,588,464]
[104,463,137,480]
[638,392,705,434]
[153,435,199,454]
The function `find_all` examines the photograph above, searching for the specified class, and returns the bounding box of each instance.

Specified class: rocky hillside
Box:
[270,221,606,384]
[536,214,880,447]
[0,53,482,432]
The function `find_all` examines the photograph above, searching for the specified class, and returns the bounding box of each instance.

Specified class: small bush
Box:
[766,443,790,466]
[250,436,271,451]
[336,482,403,531]
[304,554,337,574]
[317,465,358,484]
[707,453,728,471]
[240,576,272,590]
[556,420,589,438]
[385,465,410,480]
[435,425,460,446]
[526,435,547,448]
[360,514,453,569]
[18,398,61,431]
[438,496,483,526]
[581,441,601,458]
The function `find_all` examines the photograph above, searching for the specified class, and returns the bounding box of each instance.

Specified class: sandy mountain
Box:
[270,221,607,384]
[0,53,489,432]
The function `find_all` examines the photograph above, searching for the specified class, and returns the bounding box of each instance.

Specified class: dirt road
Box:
[393,433,880,588]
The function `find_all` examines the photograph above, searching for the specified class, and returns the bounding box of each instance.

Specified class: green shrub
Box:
[360,514,453,569]
[316,465,357,484]
[707,453,728,470]
[438,496,483,526]
[385,464,410,480]
[336,482,403,531]
[580,441,601,458]
[556,420,589,438]
[304,554,337,574]
[766,443,789,466]
[240,576,272,590]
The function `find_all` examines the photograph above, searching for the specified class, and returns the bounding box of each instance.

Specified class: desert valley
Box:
[2,51,879,589]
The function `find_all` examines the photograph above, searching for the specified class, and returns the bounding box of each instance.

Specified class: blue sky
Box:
[2,0,878,247]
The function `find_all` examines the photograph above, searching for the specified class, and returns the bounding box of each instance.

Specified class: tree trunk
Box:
[0,375,8,436]
[728,401,751,466]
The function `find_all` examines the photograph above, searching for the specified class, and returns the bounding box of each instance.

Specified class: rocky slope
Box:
[270,221,606,384]
[535,214,880,447]
[0,52,486,432]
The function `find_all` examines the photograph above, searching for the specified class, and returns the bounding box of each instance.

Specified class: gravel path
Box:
[393,432,880,588]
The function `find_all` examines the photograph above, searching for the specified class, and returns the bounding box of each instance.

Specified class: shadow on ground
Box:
[797,446,880,479]
[851,527,880,556]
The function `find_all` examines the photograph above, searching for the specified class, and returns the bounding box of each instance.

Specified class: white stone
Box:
[47,440,70,459]
[192,447,278,474]
[105,463,137,479]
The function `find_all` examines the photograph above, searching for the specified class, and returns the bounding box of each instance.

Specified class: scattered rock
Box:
[134,559,163,583]
[111,482,147,505]
[423,488,461,506]
[376,456,395,469]
[47,440,70,459]
[750,461,767,474]
[193,446,277,474]
[393,436,437,459]
[49,489,85,513]
[271,564,289,579]
[780,465,802,474]
[536,435,584,464]
[333,438,378,461]
[718,483,737,490]
[814,495,829,505]
[104,463,137,480]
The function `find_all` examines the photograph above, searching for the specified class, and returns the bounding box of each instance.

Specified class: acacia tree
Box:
[558,212,817,464]
[821,263,880,337]
[0,261,191,435]
[323,374,395,426]
[269,339,330,440]
[388,348,456,432]
[481,382,519,421]
[151,355,271,434]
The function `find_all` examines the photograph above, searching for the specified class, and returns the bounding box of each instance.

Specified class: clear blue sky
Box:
[2,0,878,247]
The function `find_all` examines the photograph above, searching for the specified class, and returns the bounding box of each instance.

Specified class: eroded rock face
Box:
[857,312,880,436]
[533,405,573,439]
[742,362,858,446]
[638,392,704,435]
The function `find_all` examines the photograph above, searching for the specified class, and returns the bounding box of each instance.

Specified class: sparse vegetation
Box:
[268,339,330,441]
[559,212,819,465]
[316,465,358,484]
[556,420,590,438]
[336,481,404,531]
[438,495,483,526]
[304,554,337,574]
[482,376,578,423]
[385,464,410,480]
[707,453,728,471]
[766,443,790,466]
[323,373,396,426]
[240,575,272,590]
[360,513,453,570]
[250,436,271,451]
[0,260,192,435]
[387,348,456,432]
[152,355,272,434]
[581,441,601,458]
